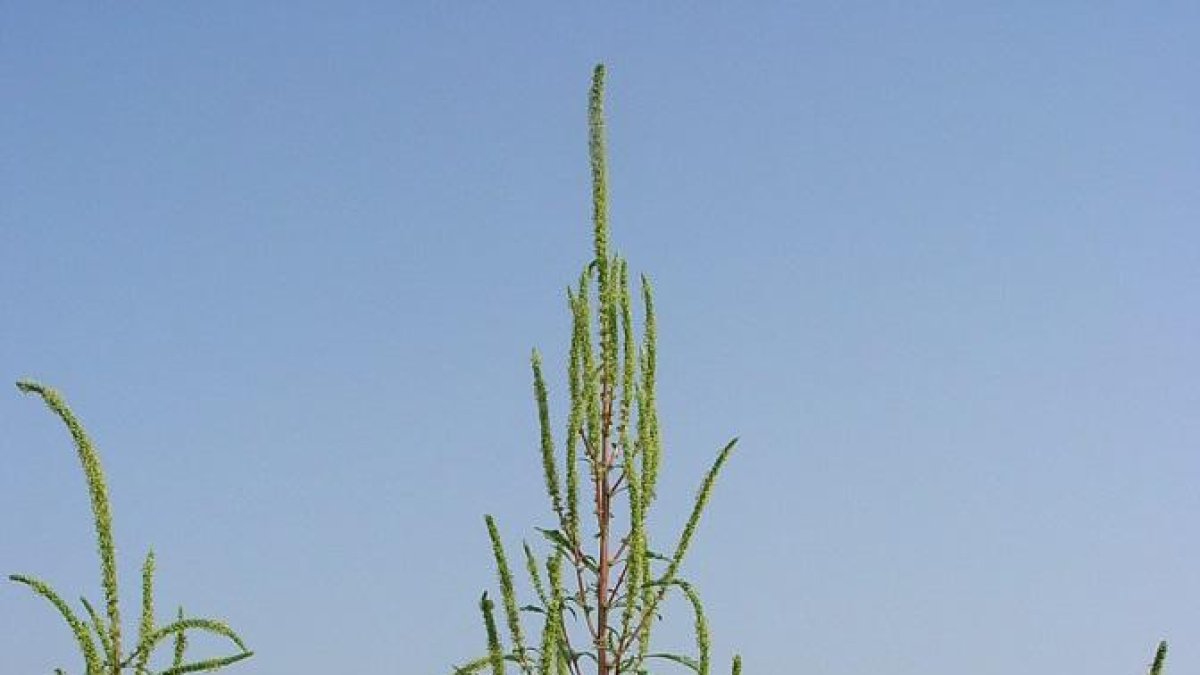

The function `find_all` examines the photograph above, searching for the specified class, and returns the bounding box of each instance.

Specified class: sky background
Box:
[2,3,1197,674]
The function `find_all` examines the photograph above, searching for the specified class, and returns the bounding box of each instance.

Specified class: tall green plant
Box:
[452,65,742,675]
[11,380,252,675]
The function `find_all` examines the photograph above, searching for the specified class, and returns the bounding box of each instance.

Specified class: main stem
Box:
[595,380,614,674]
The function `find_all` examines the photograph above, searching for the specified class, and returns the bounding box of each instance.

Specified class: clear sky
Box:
[2,3,1197,674]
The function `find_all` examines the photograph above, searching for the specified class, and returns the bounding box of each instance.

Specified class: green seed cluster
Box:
[11,381,252,675]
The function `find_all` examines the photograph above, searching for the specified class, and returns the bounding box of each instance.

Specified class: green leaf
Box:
[451,656,492,675]
[647,652,702,673]
[534,528,572,551]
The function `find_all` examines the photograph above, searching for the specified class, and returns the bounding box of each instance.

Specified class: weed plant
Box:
[11,380,252,675]
[9,65,1175,675]
[451,65,742,675]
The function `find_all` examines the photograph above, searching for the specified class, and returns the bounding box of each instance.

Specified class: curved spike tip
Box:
[16,379,46,395]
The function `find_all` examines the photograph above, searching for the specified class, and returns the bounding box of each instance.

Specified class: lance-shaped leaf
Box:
[645,653,701,673]
[452,656,492,675]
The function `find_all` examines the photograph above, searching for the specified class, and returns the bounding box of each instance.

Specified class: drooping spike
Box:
[16,380,122,668]
[678,581,710,675]
[141,616,248,661]
[8,574,101,673]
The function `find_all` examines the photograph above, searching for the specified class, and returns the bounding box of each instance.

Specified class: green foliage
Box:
[11,380,252,675]
[452,65,743,675]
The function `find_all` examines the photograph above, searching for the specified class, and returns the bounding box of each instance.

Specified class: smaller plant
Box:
[11,380,252,675]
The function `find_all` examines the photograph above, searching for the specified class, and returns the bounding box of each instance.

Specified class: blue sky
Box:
[2,3,1197,674]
